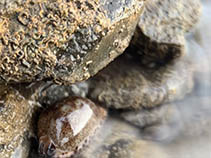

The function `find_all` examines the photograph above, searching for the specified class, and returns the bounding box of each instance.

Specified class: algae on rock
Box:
[0,0,144,84]
[0,84,38,158]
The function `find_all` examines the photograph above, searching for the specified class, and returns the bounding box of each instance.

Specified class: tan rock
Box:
[0,84,38,158]
[0,0,144,84]
[129,0,202,66]
[89,54,194,109]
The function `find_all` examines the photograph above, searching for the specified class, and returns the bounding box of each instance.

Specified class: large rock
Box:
[89,54,194,109]
[0,84,38,158]
[0,0,144,84]
[128,0,201,66]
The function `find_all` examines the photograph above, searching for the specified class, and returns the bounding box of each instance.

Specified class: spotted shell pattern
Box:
[37,96,107,158]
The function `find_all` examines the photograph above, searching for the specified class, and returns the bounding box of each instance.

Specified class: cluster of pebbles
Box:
[0,0,204,158]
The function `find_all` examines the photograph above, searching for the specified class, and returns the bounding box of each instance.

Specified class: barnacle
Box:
[0,0,144,84]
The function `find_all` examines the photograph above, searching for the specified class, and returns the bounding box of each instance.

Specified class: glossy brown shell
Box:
[37,96,107,158]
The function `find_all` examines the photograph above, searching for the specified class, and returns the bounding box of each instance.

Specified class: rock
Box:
[128,0,202,66]
[0,84,38,158]
[37,96,107,157]
[37,81,89,106]
[89,54,194,109]
[0,0,144,84]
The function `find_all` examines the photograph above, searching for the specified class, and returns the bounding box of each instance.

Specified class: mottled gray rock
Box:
[129,0,201,66]
[89,54,194,109]
[37,81,89,106]
[0,84,38,158]
[0,0,144,84]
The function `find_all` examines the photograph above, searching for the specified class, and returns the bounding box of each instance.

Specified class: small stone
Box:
[37,81,89,106]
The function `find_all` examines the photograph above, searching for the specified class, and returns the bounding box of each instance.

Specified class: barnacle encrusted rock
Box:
[0,84,37,158]
[0,0,144,84]
[128,0,202,65]
[89,54,194,109]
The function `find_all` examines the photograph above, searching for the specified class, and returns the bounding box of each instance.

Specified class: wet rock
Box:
[0,84,38,158]
[37,96,107,157]
[0,0,144,84]
[89,54,194,109]
[129,0,202,66]
[37,81,89,106]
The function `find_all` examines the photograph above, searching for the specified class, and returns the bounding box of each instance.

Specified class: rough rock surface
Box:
[0,84,37,158]
[0,0,143,84]
[89,54,194,109]
[128,0,201,66]
[37,81,89,106]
